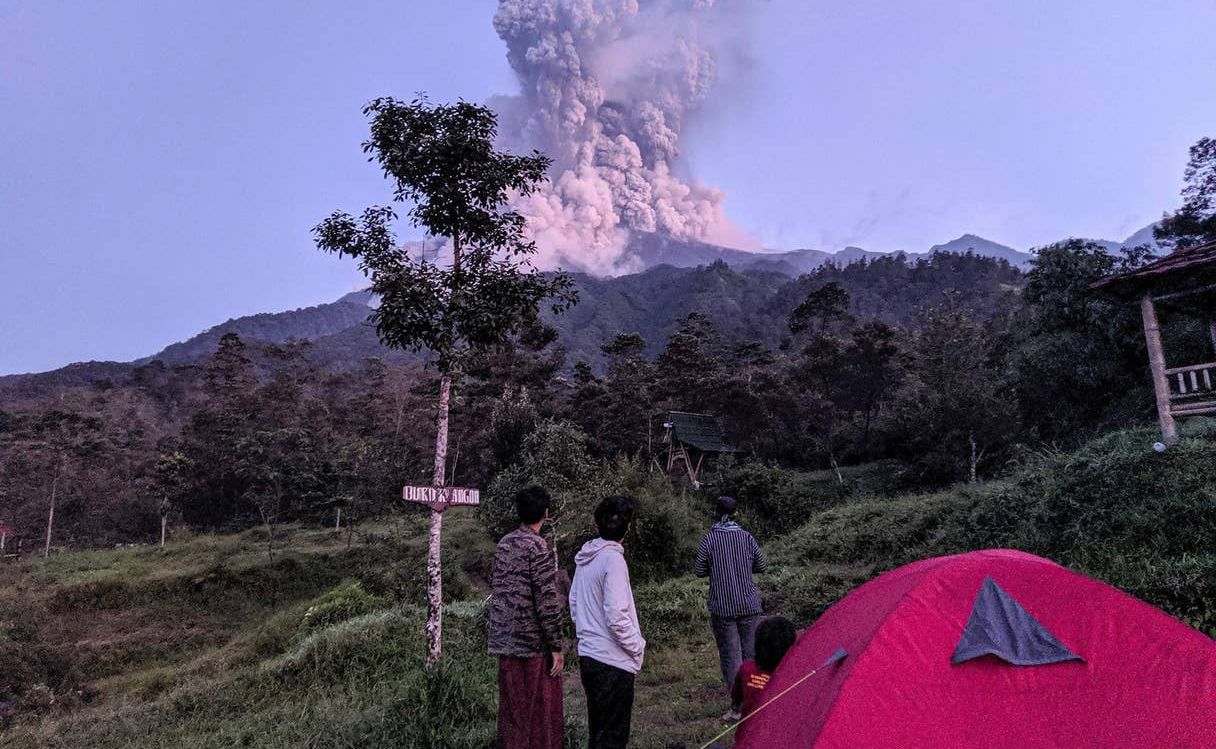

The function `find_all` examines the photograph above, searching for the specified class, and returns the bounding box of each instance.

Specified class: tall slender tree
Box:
[313,97,575,666]
[1156,137,1216,250]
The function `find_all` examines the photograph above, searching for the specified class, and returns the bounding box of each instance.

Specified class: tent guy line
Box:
[697,647,848,749]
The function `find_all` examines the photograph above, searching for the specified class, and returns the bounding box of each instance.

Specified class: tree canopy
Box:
[313,97,576,371]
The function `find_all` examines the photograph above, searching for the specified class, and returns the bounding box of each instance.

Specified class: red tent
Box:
[737,549,1216,748]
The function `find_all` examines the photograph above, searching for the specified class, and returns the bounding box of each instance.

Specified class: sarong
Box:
[497,655,563,749]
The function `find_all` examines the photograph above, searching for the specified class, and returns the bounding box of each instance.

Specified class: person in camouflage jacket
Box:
[488,486,564,749]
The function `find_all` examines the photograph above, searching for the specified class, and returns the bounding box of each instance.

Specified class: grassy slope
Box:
[2,429,1213,748]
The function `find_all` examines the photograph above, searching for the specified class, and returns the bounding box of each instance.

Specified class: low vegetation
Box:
[1,427,1211,747]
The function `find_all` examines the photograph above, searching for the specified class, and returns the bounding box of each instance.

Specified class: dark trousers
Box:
[710,613,760,707]
[497,656,563,749]
[579,656,635,749]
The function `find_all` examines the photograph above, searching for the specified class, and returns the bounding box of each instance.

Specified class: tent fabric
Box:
[951,576,1082,666]
[736,549,1216,749]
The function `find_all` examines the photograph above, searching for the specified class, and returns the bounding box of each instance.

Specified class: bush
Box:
[769,488,983,568]
[759,565,872,627]
[769,428,1216,635]
[633,576,708,646]
[300,581,387,632]
[707,460,914,541]
[482,419,609,563]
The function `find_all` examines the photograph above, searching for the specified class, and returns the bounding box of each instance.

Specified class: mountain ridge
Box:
[0,225,1165,388]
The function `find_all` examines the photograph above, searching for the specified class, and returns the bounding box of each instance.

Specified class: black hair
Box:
[514,486,551,525]
[594,495,634,542]
[754,615,797,673]
[716,495,737,518]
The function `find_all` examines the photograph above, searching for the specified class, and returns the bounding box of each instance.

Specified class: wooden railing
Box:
[1167,361,1216,416]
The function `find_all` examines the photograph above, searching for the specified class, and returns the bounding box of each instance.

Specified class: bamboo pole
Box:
[1141,295,1178,444]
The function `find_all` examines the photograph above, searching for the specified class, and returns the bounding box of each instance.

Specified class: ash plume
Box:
[492,0,756,274]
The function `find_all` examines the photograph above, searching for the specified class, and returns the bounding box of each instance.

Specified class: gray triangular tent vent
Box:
[952,577,1083,667]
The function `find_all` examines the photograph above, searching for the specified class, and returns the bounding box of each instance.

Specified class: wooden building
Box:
[1095,240,1216,443]
[661,411,735,488]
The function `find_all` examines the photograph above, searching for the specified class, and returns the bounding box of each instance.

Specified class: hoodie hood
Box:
[575,538,624,566]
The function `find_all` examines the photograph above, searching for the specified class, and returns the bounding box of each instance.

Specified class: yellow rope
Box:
[696,654,841,749]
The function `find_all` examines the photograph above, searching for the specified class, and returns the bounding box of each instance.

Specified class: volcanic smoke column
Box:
[492,0,751,273]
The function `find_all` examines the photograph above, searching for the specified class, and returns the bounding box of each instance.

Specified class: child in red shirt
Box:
[731,615,797,718]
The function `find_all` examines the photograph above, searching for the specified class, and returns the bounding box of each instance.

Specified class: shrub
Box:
[769,428,1216,635]
[482,419,609,563]
[759,565,872,627]
[300,581,387,632]
[707,460,914,541]
[633,576,708,646]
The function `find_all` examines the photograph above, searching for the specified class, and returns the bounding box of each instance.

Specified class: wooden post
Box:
[335,506,342,531]
[1141,295,1179,444]
[160,515,167,548]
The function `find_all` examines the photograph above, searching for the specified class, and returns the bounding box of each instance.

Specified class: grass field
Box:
[2,428,1213,747]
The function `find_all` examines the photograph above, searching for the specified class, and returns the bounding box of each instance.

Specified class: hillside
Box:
[141,291,379,366]
[0,250,1030,399]
[1,427,1211,747]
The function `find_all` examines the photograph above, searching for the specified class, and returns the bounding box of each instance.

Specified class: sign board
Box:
[402,485,480,512]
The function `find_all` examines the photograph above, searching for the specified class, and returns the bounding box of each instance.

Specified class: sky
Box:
[2,0,1215,375]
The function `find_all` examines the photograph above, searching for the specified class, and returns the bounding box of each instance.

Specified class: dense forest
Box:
[3,240,1209,551]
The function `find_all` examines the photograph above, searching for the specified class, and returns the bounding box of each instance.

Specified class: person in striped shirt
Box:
[694,495,768,722]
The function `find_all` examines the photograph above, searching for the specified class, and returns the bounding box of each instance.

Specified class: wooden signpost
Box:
[402,486,481,512]
[402,485,480,667]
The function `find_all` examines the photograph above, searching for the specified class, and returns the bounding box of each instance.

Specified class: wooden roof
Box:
[1094,240,1216,294]
[667,411,735,453]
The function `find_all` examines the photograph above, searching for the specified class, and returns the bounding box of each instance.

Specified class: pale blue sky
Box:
[2,1,1214,374]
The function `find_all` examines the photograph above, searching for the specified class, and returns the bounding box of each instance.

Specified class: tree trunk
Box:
[160,515,168,548]
[968,432,979,485]
[44,472,59,558]
[826,412,844,486]
[335,507,342,532]
[425,373,452,668]
[829,454,844,486]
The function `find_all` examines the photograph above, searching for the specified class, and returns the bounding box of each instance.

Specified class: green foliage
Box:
[483,419,606,560]
[631,576,707,646]
[771,429,1216,635]
[300,581,387,632]
[1156,136,1216,249]
[708,460,912,541]
[759,565,871,626]
[891,298,1019,483]
[312,97,575,371]
[1010,240,1154,443]
[609,461,705,581]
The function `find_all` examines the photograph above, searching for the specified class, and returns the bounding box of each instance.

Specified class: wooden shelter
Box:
[1094,240,1216,443]
[661,411,735,488]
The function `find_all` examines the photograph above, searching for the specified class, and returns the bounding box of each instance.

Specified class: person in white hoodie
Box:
[568,495,646,749]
